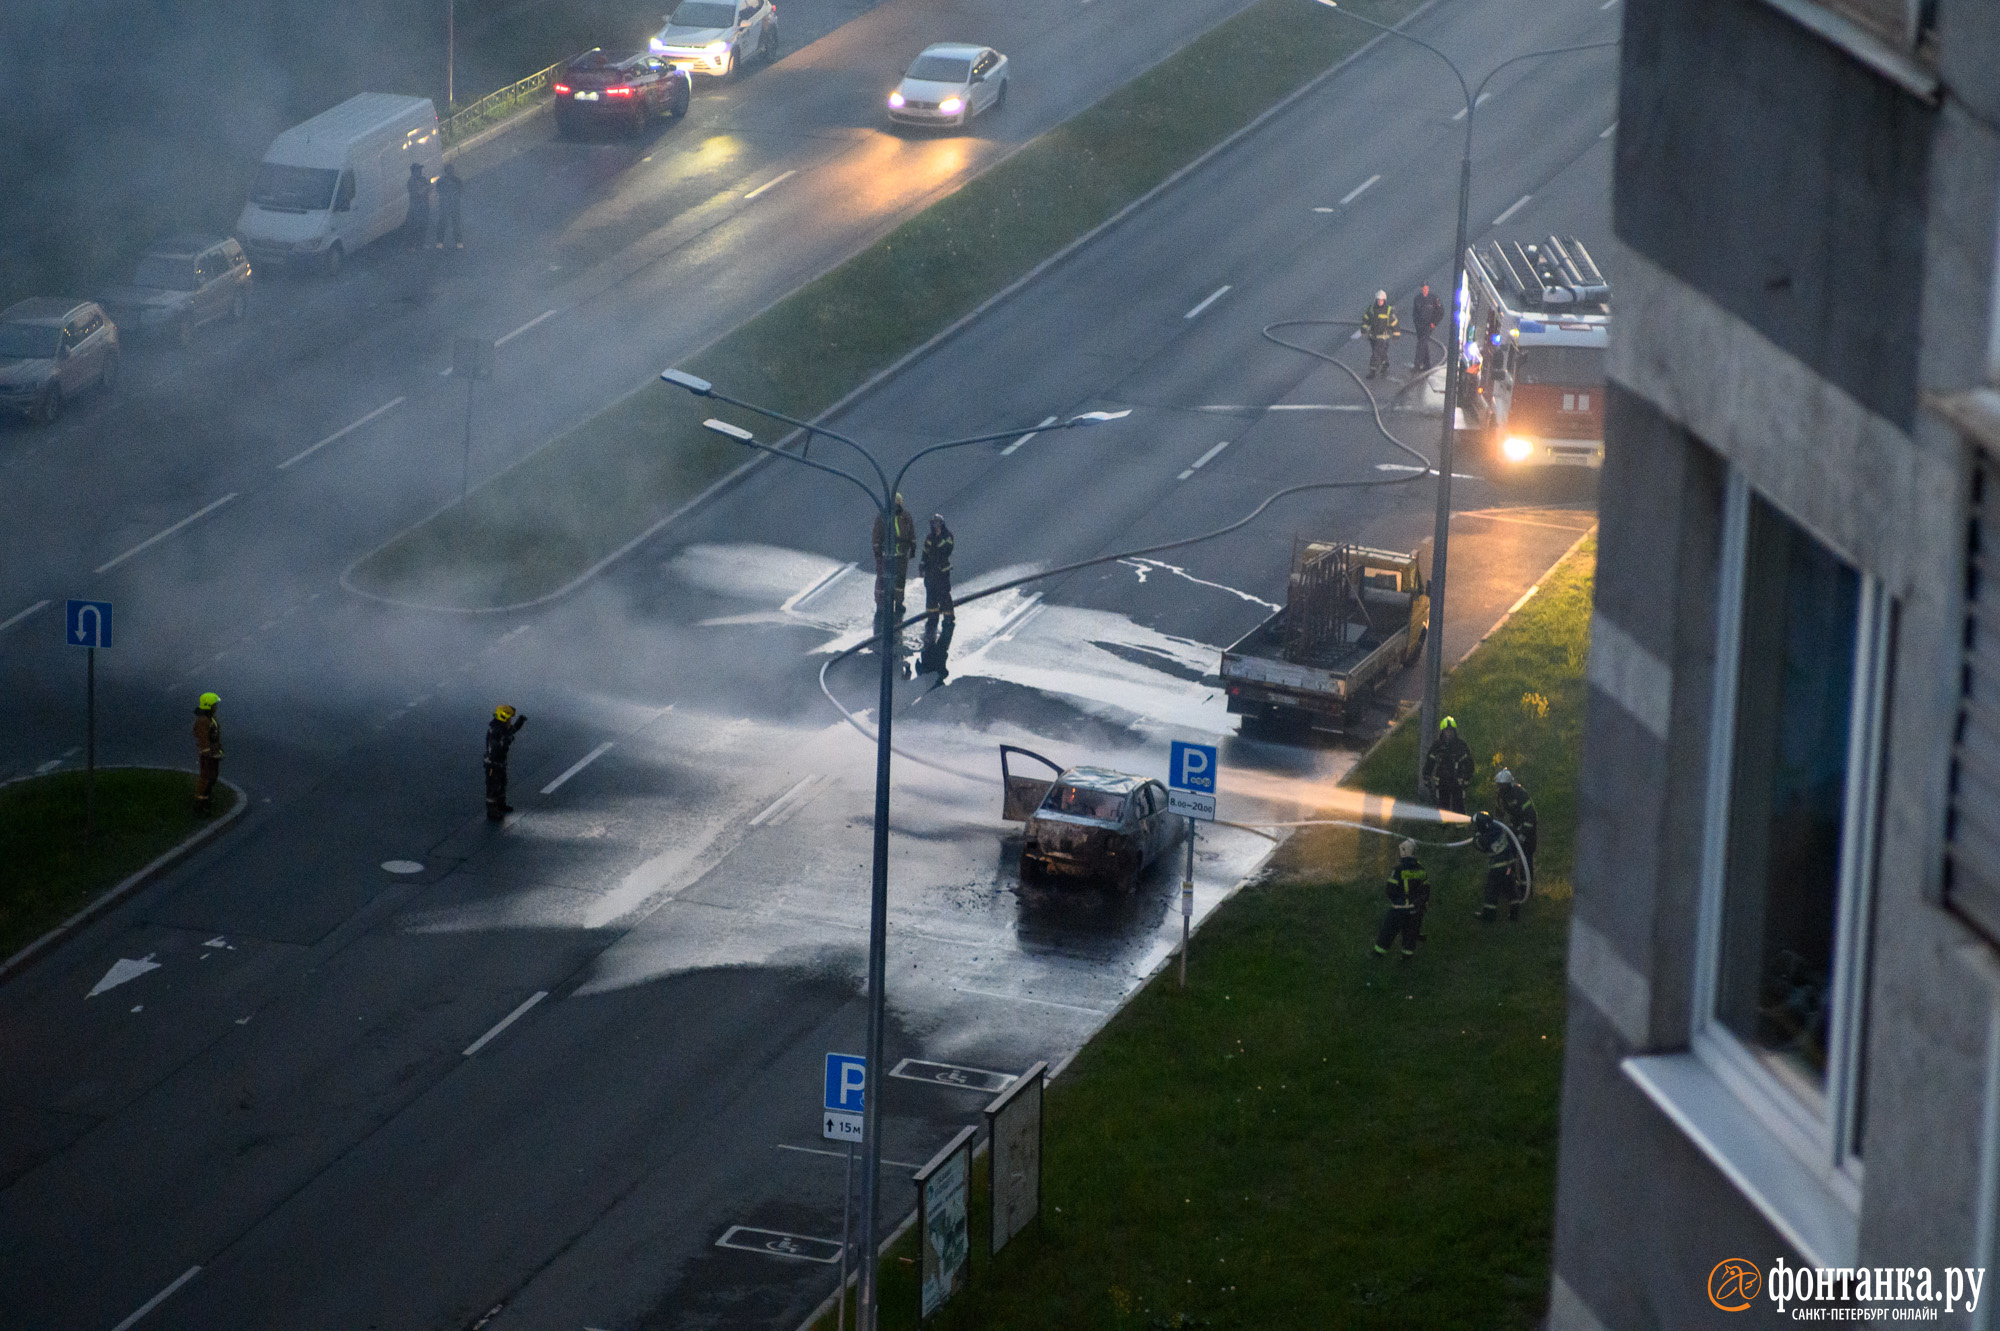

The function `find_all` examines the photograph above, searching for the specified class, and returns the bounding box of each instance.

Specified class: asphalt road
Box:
[0,0,1617,1325]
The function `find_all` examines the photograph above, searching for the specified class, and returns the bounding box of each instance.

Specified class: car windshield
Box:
[907,55,972,82]
[250,163,339,212]
[134,256,200,291]
[0,324,60,359]
[668,2,734,27]
[1041,784,1127,822]
[1517,345,1606,386]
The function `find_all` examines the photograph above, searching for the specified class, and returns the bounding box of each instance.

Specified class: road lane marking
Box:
[95,494,239,574]
[1451,91,1493,121]
[463,990,548,1056]
[495,309,558,346]
[951,984,1110,1015]
[1183,285,1231,320]
[1312,207,1334,213]
[278,396,406,470]
[776,1143,923,1169]
[715,1226,843,1263]
[541,741,614,795]
[110,1265,201,1331]
[1194,403,1365,413]
[750,775,815,826]
[766,775,829,828]
[1492,194,1533,226]
[1600,0,1619,8]
[781,562,854,612]
[889,1058,1016,1092]
[1338,173,1381,205]
[1374,463,1479,480]
[743,169,796,199]
[1177,440,1231,480]
[1601,120,1617,138]
[0,599,50,633]
[1000,415,1059,456]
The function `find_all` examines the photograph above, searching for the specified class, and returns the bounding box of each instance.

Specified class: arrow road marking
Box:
[95,494,239,574]
[462,990,548,1056]
[88,954,161,998]
[109,1265,200,1331]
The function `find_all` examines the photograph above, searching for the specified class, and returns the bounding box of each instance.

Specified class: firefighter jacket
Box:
[485,714,526,767]
[920,524,954,582]
[872,507,915,566]
[1361,300,1399,340]
[192,712,223,760]
[1384,857,1431,911]
[1413,289,1445,332]
[1422,729,1474,792]
[1474,814,1518,876]
[1498,787,1539,851]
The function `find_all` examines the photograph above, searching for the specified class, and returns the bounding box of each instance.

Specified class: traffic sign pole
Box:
[839,1140,854,1331]
[85,646,96,845]
[1180,825,1193,989]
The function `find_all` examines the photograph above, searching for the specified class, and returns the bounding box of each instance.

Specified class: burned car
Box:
[1002,745,1185,890]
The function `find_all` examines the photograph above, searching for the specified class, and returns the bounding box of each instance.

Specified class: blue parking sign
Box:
[66,600,112,650]
[1169,740,1217,793]
[825,1052,866,1113]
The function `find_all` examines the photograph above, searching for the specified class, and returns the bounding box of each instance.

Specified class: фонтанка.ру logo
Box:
[1709,1258,1763,1312]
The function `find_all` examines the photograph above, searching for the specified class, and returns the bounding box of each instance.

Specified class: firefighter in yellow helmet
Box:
[192,692,223,813]
[1420,715,1473,813]
[485,704,527,821]
[1361,289,1399,380]
[871,493,916,633]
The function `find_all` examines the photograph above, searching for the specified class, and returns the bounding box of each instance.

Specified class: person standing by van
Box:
[405,163,432,250]
[434,163,464,249]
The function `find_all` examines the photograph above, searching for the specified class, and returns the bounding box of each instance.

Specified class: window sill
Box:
[1758,0,1940,102]
[1624,1052,1859,1267]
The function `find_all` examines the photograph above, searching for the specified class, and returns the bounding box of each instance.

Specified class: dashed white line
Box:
[1177,440,1231,481]
[1194,404,1365,413]
[109,1266,201,1331]
[95,494,239,574]
[1312,207,1335,213]
[1451,91,1493,121]
[463,990,548,1056]
[1600,120,1618,138]
[0,599,50,633]
[496,309,558,346]
[278,396,405,470]
[751,776,815,827]
[1599,0,1619,9]
[743,169,797,200]
[1339,173,1381,206]
[1000,415,1059,456]
[1492,194,1533,226]
[1183,285,1231,320]
[541,742,614,795]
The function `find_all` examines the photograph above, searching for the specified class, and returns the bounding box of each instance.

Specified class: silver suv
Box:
[0,299,120,425]
[649,0,778,78]
[100,235,252,347]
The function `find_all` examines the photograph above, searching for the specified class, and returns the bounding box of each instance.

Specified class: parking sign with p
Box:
[823,1052,865,1142]
[1169,741,1216,793]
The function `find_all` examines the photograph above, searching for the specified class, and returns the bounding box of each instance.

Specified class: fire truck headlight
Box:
[1501,435,1535,462]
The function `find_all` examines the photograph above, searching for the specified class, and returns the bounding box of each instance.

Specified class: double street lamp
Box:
[1311,1,1616,789]
[660,366,1126,1329]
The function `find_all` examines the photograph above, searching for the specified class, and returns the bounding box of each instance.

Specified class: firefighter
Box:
[1361,290,1399,379]
[871,493,916,631]
[1494,768,1539,877]
[485,704,527,821]
[1421,715,1474,814]
[1412,282,1445,372]
[1473,811,1523,922]
[192,692,223,814]
[920,514,954,631]
[405,162,432,249]
[1374,838,1431,959]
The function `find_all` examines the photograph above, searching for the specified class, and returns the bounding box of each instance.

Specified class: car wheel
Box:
[631,100,649,135]
[34,384,61,426]
[994,77,1007,110]
[762,23,779,62]
[322,243,343,279]
[724,46,741,80]
[671,82,689,118]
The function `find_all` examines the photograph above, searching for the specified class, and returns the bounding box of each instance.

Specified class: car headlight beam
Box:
[1501,435,1535,462]
[888,90,906,108]
[939,95,964,115]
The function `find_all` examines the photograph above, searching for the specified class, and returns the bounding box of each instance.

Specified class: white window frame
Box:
[1690,470,1890,1209]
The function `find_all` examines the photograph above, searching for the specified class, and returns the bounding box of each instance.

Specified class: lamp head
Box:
[702,418,755,442]
[660,368,713,395]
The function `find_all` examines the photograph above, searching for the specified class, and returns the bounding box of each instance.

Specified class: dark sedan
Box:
[1002,746,1186,890]
[554,49,691,136]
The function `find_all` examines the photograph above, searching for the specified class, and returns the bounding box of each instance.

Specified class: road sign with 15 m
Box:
[824,1051,865,1141]
[1169,740,1216,793]
[66,600,112,649]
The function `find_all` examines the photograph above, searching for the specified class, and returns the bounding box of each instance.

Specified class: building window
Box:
[1695,474,1890,1189]
[1947,448,2000,941]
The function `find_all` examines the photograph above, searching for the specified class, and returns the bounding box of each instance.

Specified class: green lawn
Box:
[819,541,1595,1330]
[0,769,238,961]
[346,0,1426,609]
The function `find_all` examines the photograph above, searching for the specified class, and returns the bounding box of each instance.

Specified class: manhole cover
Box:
[381,860,425,875]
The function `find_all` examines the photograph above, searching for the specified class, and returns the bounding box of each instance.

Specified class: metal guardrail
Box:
[442,58,568,147]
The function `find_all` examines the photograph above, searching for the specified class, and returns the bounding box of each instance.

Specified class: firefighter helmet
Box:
[197,692,219,712]
[494,704,517,722]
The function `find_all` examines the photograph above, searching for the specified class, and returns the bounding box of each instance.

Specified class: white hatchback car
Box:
[887,43,1008,128]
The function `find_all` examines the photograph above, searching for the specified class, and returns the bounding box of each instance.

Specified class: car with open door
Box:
[1002,745,1185,890]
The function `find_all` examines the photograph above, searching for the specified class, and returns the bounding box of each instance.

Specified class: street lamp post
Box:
[661,368,1125,1329]
[1311,2,1614,790]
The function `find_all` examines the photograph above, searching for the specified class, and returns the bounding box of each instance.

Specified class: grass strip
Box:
[0,769,240,961]
[815,540,1595,1330]
[347,0,1426,609]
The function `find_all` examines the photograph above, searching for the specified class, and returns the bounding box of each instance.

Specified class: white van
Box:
[235,93,442,276]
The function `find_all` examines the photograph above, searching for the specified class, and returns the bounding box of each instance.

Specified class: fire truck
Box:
[1454,234,1610,471]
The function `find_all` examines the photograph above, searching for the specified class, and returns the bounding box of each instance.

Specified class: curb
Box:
[0,771,249,986]
[344,0,1447,618]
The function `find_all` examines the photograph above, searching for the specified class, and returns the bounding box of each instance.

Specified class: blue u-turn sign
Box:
[1169,740,1217,793]
[66,600,112,649]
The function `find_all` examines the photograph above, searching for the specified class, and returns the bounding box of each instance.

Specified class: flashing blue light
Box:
[1519,319,1546,333]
